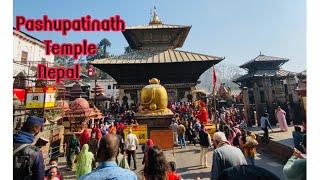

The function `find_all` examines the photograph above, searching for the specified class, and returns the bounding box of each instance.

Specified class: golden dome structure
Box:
[136,78,173,116]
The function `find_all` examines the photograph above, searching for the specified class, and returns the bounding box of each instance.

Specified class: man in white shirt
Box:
[125,129,139,170]
[170,119,179,145]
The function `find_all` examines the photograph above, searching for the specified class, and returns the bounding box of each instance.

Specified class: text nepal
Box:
[37,64,80,83]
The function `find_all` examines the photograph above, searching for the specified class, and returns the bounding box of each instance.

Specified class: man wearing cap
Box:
[13,116,45,180]
[211,131,247,180]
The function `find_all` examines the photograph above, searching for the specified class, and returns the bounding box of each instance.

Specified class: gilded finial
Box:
[149,6,162,25]
[149,78,160,84]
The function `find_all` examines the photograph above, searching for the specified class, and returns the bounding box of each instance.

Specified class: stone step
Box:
[255,135,292,164]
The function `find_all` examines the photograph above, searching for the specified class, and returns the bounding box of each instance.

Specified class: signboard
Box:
[150,129,174,150]
[205,123,216,138]
[123,124,147,144]
[26,87,56,108]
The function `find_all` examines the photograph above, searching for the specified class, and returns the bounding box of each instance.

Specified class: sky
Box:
[13,0,306,72]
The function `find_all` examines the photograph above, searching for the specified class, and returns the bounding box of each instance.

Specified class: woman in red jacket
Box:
[196,101,209,125]
[79,128,91,149]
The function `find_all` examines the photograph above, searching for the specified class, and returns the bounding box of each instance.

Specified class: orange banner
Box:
[150,129,174,150]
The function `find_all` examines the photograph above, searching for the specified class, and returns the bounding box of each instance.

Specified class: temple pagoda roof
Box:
[91,49,223,64]
[240,53,289,69]
[297,70,306,79]
[234,69,295,82]
[65,81,90,88]
[91,7,224,86]
[126,24,190,30]
[122,7,191,50]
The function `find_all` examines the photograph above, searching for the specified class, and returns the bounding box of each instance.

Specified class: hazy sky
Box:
[13,0,306,72]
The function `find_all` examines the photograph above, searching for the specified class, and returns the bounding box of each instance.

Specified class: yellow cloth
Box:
[243,136,258,157]
[75,144,94,179]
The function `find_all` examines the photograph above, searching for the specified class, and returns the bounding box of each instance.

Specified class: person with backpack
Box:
[13,116,45,180]
[199,125,212,168]
[260,113,273,144]
[66,134,80,171]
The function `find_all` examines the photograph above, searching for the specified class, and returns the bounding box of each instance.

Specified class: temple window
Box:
[21,51,28,64]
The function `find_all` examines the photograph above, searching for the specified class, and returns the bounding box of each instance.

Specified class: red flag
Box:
[13,89,25,102]
[87,65,95,77]
[212,65,217,91]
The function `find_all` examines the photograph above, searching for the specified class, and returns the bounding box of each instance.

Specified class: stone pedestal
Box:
[134,114,174,136]
[134,114,173,138]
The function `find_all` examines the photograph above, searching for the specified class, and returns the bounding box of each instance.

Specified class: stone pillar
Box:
[253,82,261,125]
[265,78,274,106]
[118,88,125,105]
[263,78,274,122]
[242,87,250,124]
[287,77,299,103]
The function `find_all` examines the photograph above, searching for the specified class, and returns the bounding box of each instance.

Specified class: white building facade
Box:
[13,28,55,88]
[13,28,54,66]
[88,79,119,100]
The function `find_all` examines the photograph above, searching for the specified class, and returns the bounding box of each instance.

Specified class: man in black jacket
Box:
[199,125,212,168]
[13,116,45,180]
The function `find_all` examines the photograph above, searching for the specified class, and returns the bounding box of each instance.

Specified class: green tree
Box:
[87,38,112,62]
[124,46,134,54]
[77,55,87,65]
[86,38,112,79]
[99,38,111,58]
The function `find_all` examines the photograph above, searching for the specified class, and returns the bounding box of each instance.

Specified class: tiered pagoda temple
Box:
[234,53,299,125]
[91,8,224,104]
[56,83,71,100]
[68,82,89,101]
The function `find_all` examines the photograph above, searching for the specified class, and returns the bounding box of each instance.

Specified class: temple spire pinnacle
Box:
[149,6,162,25]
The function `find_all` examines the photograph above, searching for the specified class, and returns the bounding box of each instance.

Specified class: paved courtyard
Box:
[60,143,287,180]
[249,125,295,147]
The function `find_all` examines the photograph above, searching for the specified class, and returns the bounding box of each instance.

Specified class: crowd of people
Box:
[13,100,306,180]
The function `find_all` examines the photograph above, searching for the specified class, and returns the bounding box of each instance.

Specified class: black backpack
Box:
[13,144,39,180]
[199,131,210,147]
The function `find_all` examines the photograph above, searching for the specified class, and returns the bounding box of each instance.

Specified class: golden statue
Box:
[136,78,173,116]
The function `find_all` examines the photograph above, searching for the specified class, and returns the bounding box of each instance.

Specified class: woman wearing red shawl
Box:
[116,122,125,132]
[109,123,117,135]
[196,101,209,125]
[93,124,102,141]
[142,139,154,165]
[79,128,91,149]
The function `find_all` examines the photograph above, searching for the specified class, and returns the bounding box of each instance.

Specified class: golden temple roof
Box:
[125,24,190,30]
[91,49,224,64]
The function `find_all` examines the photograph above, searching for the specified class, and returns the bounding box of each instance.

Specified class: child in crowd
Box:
[243,131,258,165]
[167,161,182,180]
[292,126,304,152]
